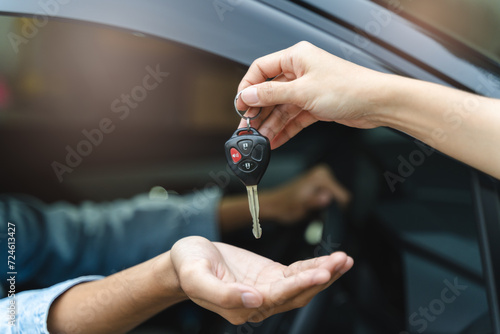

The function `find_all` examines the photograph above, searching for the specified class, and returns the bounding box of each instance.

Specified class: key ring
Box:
[234,91,262,129]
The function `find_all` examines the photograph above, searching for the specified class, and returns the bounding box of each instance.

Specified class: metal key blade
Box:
[246,185,262,239]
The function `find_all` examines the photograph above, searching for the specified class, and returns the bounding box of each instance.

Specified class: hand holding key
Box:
[235,41,381,150]
[225,95,271,239]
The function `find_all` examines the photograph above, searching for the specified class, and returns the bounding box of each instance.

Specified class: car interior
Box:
[0,5,499,333]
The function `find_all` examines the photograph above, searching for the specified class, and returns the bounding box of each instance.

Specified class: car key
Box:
[225,127,271,238]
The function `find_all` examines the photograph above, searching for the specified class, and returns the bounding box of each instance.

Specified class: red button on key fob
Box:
[230,148,242,163]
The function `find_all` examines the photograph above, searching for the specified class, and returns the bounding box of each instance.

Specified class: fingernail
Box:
[339,258,353,275]
[241,292,260,308]
[241,87,259,104]
[340,268,351,275]
[341,256,354,274]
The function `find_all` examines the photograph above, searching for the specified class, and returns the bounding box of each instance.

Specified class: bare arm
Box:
[236,41,500,179]
[47,236,352,333]
[371,74,500,179]
[47,253,185,333]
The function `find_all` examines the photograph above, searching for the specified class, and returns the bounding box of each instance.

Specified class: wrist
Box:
[360,72,401,128]
[151,251,187,303]
[363,72,432,132]
[365,73,446,140]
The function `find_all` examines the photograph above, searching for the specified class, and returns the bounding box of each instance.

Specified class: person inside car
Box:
[0,164,352,333]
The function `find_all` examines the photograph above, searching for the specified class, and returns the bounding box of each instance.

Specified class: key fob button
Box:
[238,160,258,173]
[251,144,263,161]
[230,148,242,163]
[238,140,253,156]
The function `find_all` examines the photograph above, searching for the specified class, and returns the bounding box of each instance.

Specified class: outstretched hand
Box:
[170,236,353,325]
[236,41,383,149]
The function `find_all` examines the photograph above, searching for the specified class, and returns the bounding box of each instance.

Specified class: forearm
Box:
[237,41,500,177]
[47,252,187,334]
[370,74,500,179]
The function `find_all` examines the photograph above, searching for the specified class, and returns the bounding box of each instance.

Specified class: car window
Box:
[372,0,500,65]
[295,0,500,65]
[0,16,244,129]
[0,15,246,201]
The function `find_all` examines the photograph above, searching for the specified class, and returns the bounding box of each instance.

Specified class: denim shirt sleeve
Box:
[0,188,222,289]
[0,275,103,333]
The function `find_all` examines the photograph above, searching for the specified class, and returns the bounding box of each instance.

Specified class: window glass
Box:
[373,0,500,64]
[0,15,246,201]
[0,16,244,130]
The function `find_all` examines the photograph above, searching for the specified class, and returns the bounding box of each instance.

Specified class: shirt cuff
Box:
[0,275,103,333]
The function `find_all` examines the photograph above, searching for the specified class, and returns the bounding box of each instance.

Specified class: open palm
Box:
[170,236,353,325]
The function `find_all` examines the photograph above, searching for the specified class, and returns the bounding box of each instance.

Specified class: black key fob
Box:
[224,127,271,186]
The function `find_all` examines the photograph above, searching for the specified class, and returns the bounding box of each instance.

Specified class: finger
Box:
[343,256,354,274]
[236,105,274,129]
[238,81,305,112]
[269,112,318,149]
[258,255,353,318]
[267,267,333,307]
[283,256,332,277]
[236,74,291,112]
[281,255,353,308]
[314,165,351,207]
[325,178,351,208]
[237,47,292,93]
[235,74,293,130]
[244,268,330,323]
[181,264,263,310]
[273,253,351,301]
[280,267,348,312]
[284,252,349,278]
[256,103,301,142]
[237,103,303,144]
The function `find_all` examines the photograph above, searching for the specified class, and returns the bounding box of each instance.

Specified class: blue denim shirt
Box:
[0,275,103,333]
[0,190,221,333]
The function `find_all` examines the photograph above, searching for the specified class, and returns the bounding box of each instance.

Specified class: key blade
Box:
[246,185,262,239]
[247,185,261,238]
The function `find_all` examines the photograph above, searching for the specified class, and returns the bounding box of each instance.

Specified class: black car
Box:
[1,0,499,333]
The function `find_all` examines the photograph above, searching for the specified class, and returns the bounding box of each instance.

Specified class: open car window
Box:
[372,0,500,65]
[0,16,243,130]
[0,14,246,202]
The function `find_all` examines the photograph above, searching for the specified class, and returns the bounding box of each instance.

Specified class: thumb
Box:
[240,81,298,108]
